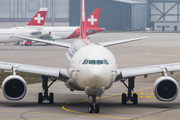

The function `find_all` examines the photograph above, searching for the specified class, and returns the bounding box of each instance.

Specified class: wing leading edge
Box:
[116,63,180,80]
[0,62,69,82]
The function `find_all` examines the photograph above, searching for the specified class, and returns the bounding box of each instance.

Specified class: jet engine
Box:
[153,76,179,101]
[2,75,27,100]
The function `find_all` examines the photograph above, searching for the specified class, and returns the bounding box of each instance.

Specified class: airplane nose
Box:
[87,66,106,88]
[90,66,103,77]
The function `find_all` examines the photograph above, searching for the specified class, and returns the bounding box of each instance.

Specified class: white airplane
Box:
[0,8,103,44]
[41,8,104,40]
[0,8,49,43]
[0,0,179,114]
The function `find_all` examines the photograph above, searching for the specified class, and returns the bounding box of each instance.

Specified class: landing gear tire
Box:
[133,93,138,105]
[94,104,100,113]
[122,93,127,105]
[88,105,93,113]
[88,95,100,113]
[49,93,54,104]
[38,92,43,104]
[38,76,56,104]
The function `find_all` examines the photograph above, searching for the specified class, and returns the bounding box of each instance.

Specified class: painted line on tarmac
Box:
[62,87,153,120]
[116,93,155,98]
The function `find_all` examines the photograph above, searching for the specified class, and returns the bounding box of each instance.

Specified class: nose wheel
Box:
[88,95,100,113]
[121,77,138,105]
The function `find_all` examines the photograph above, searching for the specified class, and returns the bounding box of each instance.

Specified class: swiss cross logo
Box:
[88,15,97,25]
[34,14,44,24]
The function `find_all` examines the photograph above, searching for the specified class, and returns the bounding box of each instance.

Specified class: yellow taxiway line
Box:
[62,87,154,120]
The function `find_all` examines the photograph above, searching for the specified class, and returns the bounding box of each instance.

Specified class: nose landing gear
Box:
[88,95,100,113]
[121,77,138,105]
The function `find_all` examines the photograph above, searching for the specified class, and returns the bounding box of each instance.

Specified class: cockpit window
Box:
[89,60,96,65]
[97,60,103,65]
[82,59,88,64]
[82,59,109,65]
[104,59,109,65]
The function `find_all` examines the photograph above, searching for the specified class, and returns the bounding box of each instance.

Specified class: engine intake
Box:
[153,76,179,101]
[2,75,27,100]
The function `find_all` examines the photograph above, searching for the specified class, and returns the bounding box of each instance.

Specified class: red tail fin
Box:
[79,0,87,39]
[27,8,47,27]
[86,8,101,28]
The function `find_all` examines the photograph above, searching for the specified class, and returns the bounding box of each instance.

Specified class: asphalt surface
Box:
[1,32,180,120]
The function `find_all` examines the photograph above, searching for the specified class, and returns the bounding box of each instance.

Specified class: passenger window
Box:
[97,60,103,65]
[104,59,109,65]
[82,59,88,64]
[89,60,96,65]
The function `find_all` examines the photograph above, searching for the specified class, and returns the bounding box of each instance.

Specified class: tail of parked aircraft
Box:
[86,8,101,28]
[79,0,87,39]
[26,8,47,29]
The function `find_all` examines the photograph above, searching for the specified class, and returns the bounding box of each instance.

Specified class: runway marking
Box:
[62,87,153,120]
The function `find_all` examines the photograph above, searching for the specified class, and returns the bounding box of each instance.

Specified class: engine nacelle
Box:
[153,76,179,101]
[2,75,27,100]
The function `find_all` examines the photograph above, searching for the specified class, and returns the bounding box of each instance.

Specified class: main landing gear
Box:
[88,95,100,113]
[121,77,138,105]
[38,76,56,104]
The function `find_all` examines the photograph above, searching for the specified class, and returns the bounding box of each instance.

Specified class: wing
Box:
[0,62,70,82]
[116,63,180,80]
[16,36,71,48]
[99,36,149,47]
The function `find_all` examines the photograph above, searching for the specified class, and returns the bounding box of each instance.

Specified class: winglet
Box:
[86,8,101,28]
[26,8,47,28]
[79,0,87,39]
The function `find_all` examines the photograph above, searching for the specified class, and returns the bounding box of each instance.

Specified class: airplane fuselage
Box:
[0,27,48,43]
[65,39,117,96]
[43,26,103,40]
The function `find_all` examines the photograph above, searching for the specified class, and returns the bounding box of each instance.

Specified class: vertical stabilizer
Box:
[79,0,87,39]
[26,8,47,29]
[86,8,101,28]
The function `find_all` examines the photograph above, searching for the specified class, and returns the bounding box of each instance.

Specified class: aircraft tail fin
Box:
[86,8,101,28]
[26,8,47,29]
[79,0,87,39]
